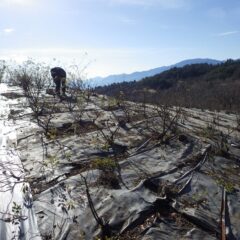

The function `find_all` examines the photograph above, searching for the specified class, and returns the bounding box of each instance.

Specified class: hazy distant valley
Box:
[89,58,221,87]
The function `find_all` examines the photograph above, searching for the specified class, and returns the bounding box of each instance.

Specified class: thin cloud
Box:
[218,31,239,37]
[1,28,15,35]
[3,28,15,33]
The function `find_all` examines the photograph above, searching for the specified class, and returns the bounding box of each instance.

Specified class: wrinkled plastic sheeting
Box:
[119,139,203,188]
[0,84,41,240]
[78,186,157,239]
[143,224,216,240]
[33,174,90,239]
[168,159,240,239]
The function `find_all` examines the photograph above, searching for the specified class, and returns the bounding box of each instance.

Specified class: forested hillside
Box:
[95,59,240,111]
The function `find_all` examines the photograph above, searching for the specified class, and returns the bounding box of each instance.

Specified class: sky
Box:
[0,0,240,78]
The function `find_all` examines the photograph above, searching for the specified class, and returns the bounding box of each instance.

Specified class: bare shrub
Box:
[150,104,182,143]
[7,60,52,115]
[95,118,122,152]
[8,60,51,88]
[0,60,6,83]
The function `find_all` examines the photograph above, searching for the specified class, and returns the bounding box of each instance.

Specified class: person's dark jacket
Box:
[50,67,66,79]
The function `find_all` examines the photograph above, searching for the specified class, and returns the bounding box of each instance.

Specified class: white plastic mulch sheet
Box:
[0,84,41,240]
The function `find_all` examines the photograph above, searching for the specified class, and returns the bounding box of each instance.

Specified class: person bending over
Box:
[50,67,67,96]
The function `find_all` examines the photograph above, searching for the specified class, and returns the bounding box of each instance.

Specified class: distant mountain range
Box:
[88,58,221,87]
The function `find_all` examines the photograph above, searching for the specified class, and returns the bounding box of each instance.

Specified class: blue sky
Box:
[0,0,240,77]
